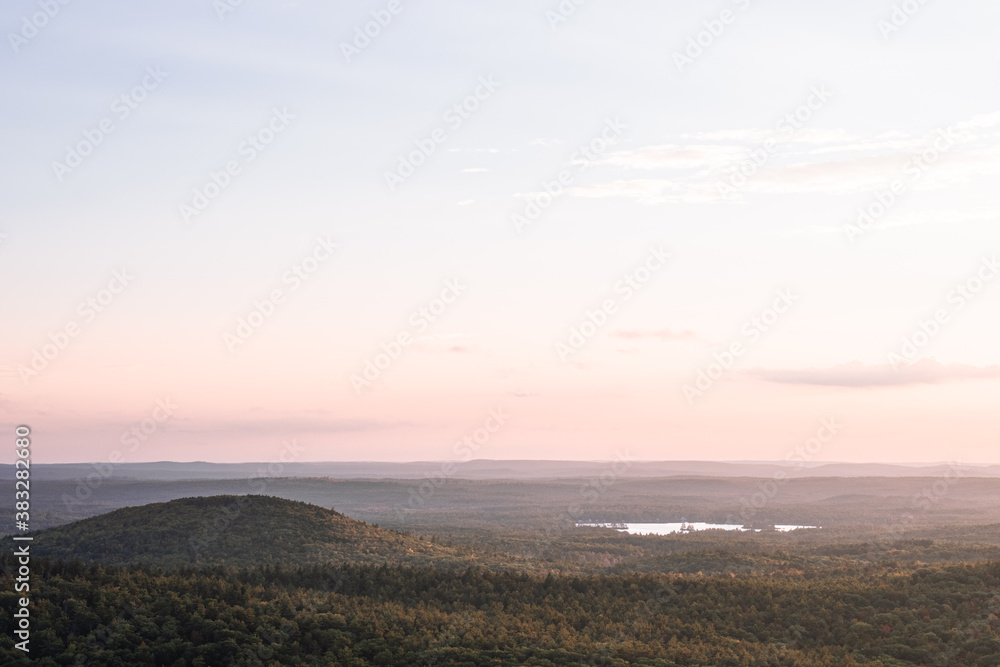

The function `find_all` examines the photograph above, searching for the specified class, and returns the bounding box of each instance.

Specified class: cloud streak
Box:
[747,359,1000,387]
[568,112,1000,205]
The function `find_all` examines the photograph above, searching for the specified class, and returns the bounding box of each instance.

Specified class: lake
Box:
[576,522,817,535]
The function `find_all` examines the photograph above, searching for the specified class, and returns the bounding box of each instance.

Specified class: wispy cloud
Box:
[742,148,1000,196]
[747,359,1000,387]
[567,113,1000,205]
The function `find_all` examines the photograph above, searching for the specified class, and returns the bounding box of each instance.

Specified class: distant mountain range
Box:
[10,459,996,481]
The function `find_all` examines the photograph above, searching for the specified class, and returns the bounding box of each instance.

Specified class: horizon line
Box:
[7,459,992,467]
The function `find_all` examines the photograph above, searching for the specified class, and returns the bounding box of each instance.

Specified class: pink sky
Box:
[2,0,998,463]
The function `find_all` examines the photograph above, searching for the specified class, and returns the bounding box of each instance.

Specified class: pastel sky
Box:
[1,0,998,463]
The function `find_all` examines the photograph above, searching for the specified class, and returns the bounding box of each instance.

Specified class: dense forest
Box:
[3,556,1000,665]
[5,494,1000,665]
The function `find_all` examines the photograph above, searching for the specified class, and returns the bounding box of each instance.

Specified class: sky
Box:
[1,0,999,464]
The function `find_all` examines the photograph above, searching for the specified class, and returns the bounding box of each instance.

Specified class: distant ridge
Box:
[11,460,997,482]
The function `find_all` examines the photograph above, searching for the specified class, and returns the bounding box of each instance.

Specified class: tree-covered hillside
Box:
[30,495,486,569]
[3,557,1000,665]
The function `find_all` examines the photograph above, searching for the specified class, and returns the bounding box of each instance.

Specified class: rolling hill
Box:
[31,495,483,569]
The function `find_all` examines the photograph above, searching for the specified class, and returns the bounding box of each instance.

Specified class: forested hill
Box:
[31,495,481,569]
